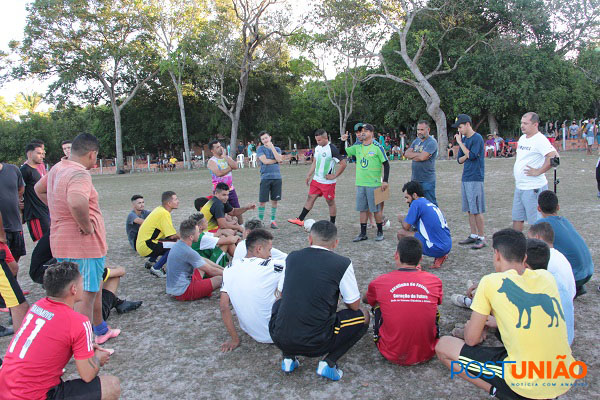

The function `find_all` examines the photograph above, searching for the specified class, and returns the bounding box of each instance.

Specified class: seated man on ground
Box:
[200,183,256,235]
[166,218,223,301]
[220,229,285,351]
[363,236,443,365]
[29,232,143,320]
[536,190,594,297]
[189,213,239,267]
[525,238,574,345]
[232,219,287,262]
[0,262,121,400]
[125,194,151,250]
[435,229,577,400]
[136,191,180,278]
[397,181,452,268]
[269,221,369,381]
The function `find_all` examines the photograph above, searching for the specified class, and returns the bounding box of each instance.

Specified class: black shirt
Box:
[270,247,352,354]
[0,163,24,232]
[19,164,49,221]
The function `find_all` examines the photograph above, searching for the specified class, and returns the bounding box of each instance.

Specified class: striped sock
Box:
[271,207,277,221]
[258,206,265,220]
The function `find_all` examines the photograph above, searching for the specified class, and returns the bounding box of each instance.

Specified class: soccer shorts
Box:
[309,181,336,200]
[56,257,106,293]
[102,289,119,321]
[26,215,50,242]
[0,242,15,263]
[0,257,26,308]
[228,188,241,208]
[5,231,26,258]
[355,186,380,213]
[461,181,485,214]
[174,269,213,301]
[46,376,102,400]
[259,179,282,202]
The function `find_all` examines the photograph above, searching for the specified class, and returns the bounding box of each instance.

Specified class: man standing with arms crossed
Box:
[256,131,283,229]
[207,140,244,224]
[288,129,347,226]
[453,114,486,249]
[343,123,390,242]
[512,112,559,231]
[36,133,120,344]
[404,120,438,205]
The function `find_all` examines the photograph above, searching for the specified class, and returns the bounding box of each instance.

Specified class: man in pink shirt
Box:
[35,133,119,344]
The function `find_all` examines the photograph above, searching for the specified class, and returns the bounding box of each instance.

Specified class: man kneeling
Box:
[220,229,285,351]
[166,219,223,301]
[364,237,442,365]
[0,262,121,399]
[269,220,369,381]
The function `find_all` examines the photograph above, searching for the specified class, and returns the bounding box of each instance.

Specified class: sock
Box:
[470,233,478,239]
[377,222,383,233]
[298,207,309,221]
[258,206,265,220]
[360,223,367,236]
[93,321,108,336]
[270,207,277,221]
[478,236,485,241]
[330,215,336,224]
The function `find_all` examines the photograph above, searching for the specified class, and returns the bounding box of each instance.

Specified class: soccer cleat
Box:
[471,239,487,249]
[459,236,477,245]
[451,294,472,309]
[352,233,368,242]
[95,327,121,345]
[281,357,299,373]
[287,218,304,227]
[375,231,384,241]
[316,361,343,381]
[144,261,155,270]
[115,300,143,314]
[431,254,448,268]
[149,267,166,278]
[270,221,279,229]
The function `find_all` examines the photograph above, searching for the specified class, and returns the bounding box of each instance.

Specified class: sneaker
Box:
[149,267,166,278]
[281,357,299,373]
[95,327,121,345]
[270,221,279,229]
[115,300,143,314]
[287,218,304,227]
[451,294,472,309]
[431,254,448,268]
[144,261,155,270]
[459,236,477,245]
[471,239,487,249]
[375,231,384,241]
[352,233,368,242]
[316,360,343,381]
[0,325,13,338]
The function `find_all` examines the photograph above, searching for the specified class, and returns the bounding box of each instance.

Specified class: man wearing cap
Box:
[512,112,559,231]
[404,120,438,205]
[453,114,486,249]
[568,120,579,139]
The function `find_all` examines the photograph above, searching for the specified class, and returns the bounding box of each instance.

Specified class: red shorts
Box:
[0,243,15,263]
[309,181,336,200]
[175,269,213,301]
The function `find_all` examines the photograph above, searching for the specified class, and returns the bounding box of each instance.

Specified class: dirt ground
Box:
[2,151,599,399]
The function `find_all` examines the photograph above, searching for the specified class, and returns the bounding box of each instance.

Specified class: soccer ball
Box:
[304,219,316,232]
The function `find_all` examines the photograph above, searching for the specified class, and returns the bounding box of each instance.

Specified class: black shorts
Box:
[458,344,529,400]
[259,179,282,203]
[26,215,50,242]
[6,231,26,258]
[102,289,119,321]
[0,258,26,308]
[46,376,101,400]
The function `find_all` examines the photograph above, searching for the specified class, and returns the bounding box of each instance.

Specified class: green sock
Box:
[271,207,277,221]
[258,206,265,220]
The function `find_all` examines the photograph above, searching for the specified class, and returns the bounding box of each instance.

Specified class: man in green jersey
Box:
[342,123,390,241]
[288,129,347,226]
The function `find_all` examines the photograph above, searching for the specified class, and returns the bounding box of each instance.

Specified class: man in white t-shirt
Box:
[232,219,287,262]
[219,228,285,351]
[512,112,559,231]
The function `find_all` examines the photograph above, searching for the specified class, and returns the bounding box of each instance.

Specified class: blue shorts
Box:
[56,257,106,292]
[415,232,450,258]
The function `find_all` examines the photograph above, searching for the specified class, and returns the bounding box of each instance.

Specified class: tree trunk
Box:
[229,81,248,154]
[112,102,124,173]
[429,106,448,160]
[170,71,191,169]
[488,113,499,135]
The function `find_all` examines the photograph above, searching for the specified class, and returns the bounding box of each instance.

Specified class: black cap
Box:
[451,114,472,128]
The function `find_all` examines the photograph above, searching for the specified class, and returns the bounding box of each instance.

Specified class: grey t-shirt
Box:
[166,240,206,296]
[256,145,282,180]
[0,163,24,232]
[126,209,150,247]
[410,136,438,183]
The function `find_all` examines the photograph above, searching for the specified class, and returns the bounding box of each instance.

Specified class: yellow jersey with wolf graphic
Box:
[471,268,577,398]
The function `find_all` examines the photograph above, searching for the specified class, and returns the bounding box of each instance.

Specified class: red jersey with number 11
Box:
[0,298,95,400]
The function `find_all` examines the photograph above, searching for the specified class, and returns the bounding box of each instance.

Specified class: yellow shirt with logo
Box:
[136,206,176,257]
[471,269,577,398]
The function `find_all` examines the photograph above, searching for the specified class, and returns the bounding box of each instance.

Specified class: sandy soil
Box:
[2,151,598,399]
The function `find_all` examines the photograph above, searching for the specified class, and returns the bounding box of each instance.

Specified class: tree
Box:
[19,0,159,171]
[14,92,44,115]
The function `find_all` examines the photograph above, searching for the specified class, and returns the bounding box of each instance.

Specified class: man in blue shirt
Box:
[453,114,486,249]
[404,120,438,205]
[536,190,594,297]
[397,181,451,268]
[256,131,283,229]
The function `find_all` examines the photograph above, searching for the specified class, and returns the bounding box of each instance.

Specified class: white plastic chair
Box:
[249,153,257,168]
[236,154,245,168]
